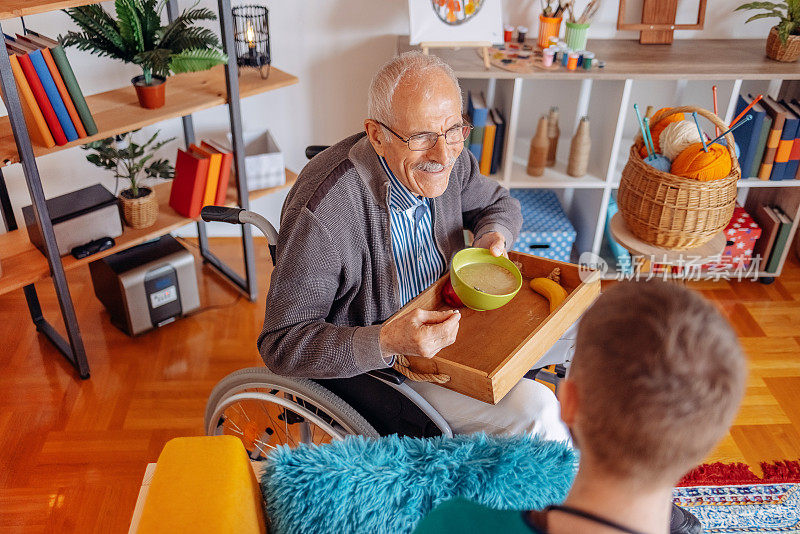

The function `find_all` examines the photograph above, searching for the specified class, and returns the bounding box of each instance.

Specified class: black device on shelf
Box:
[71,236,116,259]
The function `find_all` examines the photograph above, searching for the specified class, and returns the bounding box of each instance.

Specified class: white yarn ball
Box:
[659,121,702,161]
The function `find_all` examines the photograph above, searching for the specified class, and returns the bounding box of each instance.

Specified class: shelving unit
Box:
[0,0,298,378]
[399,36,800,280]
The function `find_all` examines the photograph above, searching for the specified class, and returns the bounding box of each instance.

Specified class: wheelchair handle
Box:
[305,145,329,160]
[200,206,280,266]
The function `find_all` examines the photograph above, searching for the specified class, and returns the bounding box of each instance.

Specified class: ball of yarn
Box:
[715,138,741,158]
[650,108,685,153]
[659,121,702,161]
[670,143,732,181]
[644,154,672,173]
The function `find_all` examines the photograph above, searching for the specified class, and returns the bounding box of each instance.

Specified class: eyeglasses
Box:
[375,121,473,151]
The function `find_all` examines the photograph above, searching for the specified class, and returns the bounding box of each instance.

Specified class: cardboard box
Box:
[509,189,577,262]
[387,251,600,404]
[226,130,285,190]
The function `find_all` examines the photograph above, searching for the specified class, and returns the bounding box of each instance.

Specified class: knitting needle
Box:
[643,117,657,160]
[633,104,652,159]
[692,112,708,152]
[708,114,753,147]
[730,94,763,127]
[712,85,720,136]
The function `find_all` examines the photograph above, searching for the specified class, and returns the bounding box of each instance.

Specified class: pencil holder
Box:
[564,21,590,51]
[537,15,562,49]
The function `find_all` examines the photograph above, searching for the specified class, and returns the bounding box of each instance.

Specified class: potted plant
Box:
[736,0,800,62]
[83,130,175,229]
[61,0,228,109]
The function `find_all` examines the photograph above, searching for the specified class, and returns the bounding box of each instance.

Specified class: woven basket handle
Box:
[650,106,739,171]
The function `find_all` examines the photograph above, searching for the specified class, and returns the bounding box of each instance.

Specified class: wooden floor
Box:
[1,237,799,532]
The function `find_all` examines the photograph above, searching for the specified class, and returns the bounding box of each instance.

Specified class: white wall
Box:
[0,0,776,236]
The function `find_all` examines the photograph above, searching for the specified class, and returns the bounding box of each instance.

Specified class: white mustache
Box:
[415,158,456,173]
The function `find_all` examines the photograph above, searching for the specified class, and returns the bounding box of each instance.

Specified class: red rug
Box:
[678,460,800,487]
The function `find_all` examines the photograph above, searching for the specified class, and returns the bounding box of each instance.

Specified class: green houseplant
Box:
[736,1,800,61]
[62,0,228,108]
[84,130,175,229]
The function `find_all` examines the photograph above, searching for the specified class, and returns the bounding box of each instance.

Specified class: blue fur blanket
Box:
[260,433,576,534]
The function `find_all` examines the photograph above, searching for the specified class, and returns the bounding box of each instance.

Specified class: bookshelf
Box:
[0,66,298,166]
[0,171,297,296]
[0,0,298,378]
[399,36,800,281]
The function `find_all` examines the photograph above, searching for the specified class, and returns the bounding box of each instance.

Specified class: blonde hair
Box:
[367,51,462,126]
[570,281,746,484]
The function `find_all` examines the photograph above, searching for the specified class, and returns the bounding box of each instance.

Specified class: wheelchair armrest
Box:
[366,368,405,385]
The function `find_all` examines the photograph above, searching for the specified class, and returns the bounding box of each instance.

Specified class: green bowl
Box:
[450,247,523,311]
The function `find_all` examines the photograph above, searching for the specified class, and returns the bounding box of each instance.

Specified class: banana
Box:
[529,268,568,313]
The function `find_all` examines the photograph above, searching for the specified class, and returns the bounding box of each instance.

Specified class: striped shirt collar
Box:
[379,156,426,212]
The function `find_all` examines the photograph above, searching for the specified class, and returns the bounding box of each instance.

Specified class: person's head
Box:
[365,51,468,198]
[559,281,747,488]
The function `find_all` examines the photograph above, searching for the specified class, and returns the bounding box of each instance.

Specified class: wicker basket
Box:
[766,26,800,62]
[617,106,740,250]
[120,187,158,229]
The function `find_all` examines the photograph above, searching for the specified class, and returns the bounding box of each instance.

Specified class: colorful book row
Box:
[169,140,232,218]
[732,93,800,181]
[466,91,506,176]
[3,31,97,148]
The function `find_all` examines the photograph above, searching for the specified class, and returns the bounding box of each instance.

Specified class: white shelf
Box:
[507,160,607,189]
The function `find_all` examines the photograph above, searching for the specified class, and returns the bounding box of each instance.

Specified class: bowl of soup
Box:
[450,248,523,311]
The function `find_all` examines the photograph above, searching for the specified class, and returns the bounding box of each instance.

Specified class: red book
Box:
[169,149,210,218]
[15,52,68,145]
[201,140,233,204]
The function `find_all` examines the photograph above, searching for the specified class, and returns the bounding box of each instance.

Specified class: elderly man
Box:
[257,51,568,440]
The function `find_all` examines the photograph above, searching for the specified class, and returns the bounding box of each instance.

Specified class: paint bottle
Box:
[582,51,595,70]
[568,116,591,177]
[543,47,556,67]
[562,48,571,67]
[567,52,579,70]
[546,107,560,167]
[504,25,515,42]
[527,116,549,177]
[517,26,528,43]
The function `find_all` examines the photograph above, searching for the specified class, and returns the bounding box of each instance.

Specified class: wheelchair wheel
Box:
[205,367,379,459]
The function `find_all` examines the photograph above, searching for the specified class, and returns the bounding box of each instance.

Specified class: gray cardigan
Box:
[257,133,522,378]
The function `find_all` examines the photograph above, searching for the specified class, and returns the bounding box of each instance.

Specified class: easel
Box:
[419,41,491,70]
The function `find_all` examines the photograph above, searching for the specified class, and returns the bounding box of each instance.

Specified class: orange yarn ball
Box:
[670,142,732,181]
[650,108,685,153]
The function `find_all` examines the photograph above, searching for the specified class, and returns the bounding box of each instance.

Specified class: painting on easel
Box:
[409,0,503,45]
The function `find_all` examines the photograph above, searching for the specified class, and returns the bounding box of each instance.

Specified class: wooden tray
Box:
[387,251,601,404]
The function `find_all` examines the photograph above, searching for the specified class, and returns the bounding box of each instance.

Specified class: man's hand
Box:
[473,231,506,257]
[380,309,460,360]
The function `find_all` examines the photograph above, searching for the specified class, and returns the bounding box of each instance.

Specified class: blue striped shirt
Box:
[380,157,447,307]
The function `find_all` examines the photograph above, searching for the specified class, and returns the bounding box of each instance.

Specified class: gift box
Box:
[704,204,762,270]
[509,189,576,262]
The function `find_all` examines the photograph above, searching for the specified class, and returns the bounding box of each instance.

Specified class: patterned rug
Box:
[672,461,800,533]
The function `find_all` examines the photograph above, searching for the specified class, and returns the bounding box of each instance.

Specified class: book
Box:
[14,50,68,145]
[781,99,800,180]
[190,143,222,207]
[16,35,87,138]
[752,205,781,272]
[765,206,793,273]
[732,94,766,179]
[489,108,506,175]
[169,149,210,218]
[770,101,798,180]
[23,31,98,136]
[201,140,233,204]
[758,96,787,180]
[28,49,78,142]
[479,115,496,175]
[467,91,487,162]
[3,53,55,147]
[750,113,773,179]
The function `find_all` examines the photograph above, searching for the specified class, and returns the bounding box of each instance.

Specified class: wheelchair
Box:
[203,146,572,458]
